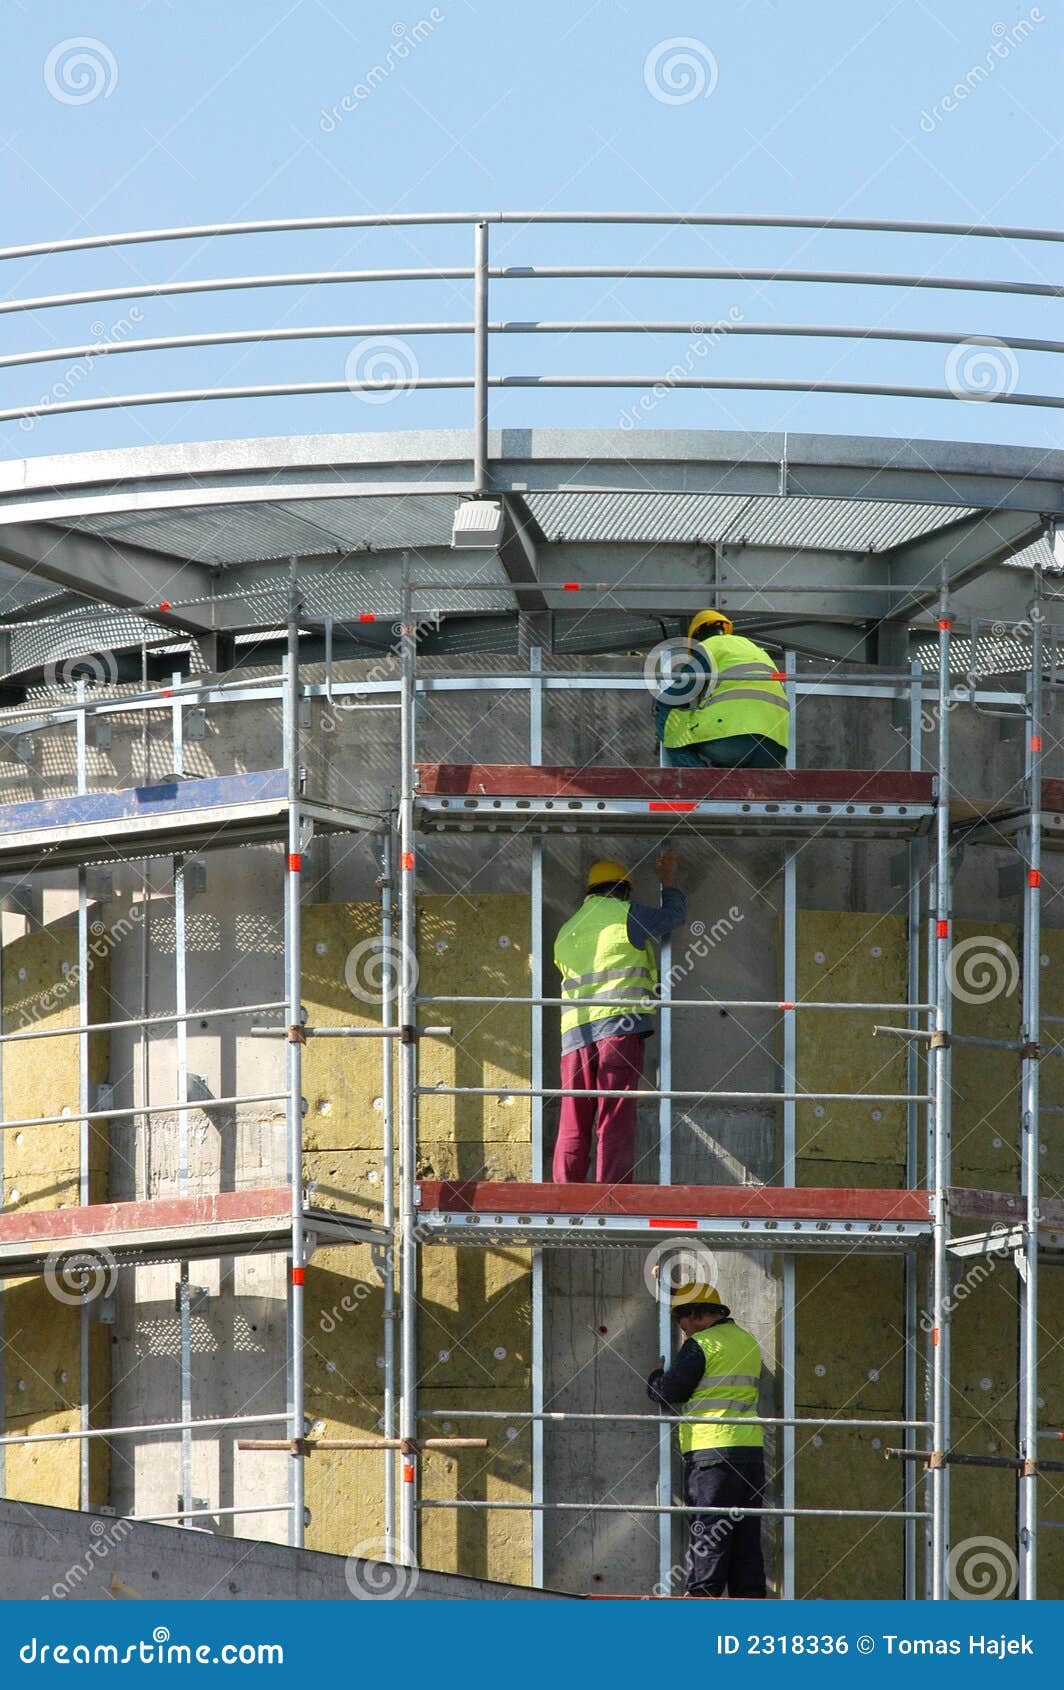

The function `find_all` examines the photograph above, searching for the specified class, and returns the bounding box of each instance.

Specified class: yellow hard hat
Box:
[671,1282,722,1314]
[587,858,630,891]
[688,608,734,642]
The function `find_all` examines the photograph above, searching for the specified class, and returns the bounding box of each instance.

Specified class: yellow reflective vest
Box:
[678,1320,764,1455]
[662,633,789,753]
[554,896,657,1046]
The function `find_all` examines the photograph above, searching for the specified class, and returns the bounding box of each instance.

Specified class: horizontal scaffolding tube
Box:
[417,1086,931,1102]
[417,1411,932,1428]
[417,1501,930,1519]
[420,995,933,1013]
[0,1000,286,1048]
[886,1447,1064,1474]
[0,1411,287,1450]
[238,1437,487,1452]
[127,1504,294,1523]
[250,1024,452,1039]
[3,1090,288,1132]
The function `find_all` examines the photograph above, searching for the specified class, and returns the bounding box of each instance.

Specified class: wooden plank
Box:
[0,1186,294,1246]
[417,1180,933,1222]
[416,763,935,804]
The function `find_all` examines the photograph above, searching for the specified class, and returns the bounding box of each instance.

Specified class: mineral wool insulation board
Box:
[1,921,111,1511]
[792,909,1063,1599]
[301,895,532,1579]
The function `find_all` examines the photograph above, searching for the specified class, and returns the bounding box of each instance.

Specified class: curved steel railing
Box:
[2,211,1062,449]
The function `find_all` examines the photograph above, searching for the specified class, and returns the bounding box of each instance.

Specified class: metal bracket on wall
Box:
[186,708,206,742]
[174,1284,210,1315]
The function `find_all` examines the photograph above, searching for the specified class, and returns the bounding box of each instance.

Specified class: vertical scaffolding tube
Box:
[75,682,91,1511]
[1018,562,1044,1600]
[171,679,194,1525]
[380,821,398,1560]
[284,573,307,1549]
[929,588,953,1599]
[473,221,489,492]
[780,649,798,1600]
[656,664,673,1593]
[903,660,924,1599]
[529,649,545,1587]
[397,557,420,1563]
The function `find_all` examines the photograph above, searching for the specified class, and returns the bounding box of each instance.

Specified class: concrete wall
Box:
[0,648,1058,1597]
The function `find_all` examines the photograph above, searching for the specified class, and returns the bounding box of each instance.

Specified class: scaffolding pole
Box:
[1018,558,1045,1599]
[529,647,546,1589]
[397,556,420,1563]
[904,658,925,1600]
[284,569,307,1549]
[929,584,954,1600]
[380,820,398,1561]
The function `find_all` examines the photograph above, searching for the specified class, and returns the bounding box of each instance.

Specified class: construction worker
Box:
[654,610,789,769]
[552,850,686,1184]
[647,1281,766,1599]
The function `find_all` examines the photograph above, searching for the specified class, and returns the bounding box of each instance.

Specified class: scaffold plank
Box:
[0,1187,385,1276]
[414,764,935,838]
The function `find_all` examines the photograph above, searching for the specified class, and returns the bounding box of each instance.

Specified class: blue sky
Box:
[1,0,1061,460]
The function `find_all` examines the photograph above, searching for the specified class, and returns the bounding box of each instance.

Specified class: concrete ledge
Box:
[0,1499,573,1601]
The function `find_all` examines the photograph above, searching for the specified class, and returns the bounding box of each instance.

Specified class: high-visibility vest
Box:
[554,896,657,1040]
[677,1320,764,1455]
[663,633,789,752]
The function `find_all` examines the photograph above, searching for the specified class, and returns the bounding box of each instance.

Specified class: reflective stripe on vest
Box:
[678,1321,764,1455]
[663,634,790,753]
[554,897,658,1037]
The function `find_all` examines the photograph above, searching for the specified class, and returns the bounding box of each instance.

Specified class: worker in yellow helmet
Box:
[552,850,686,1183]
[647,1280,766,1599]
[653,610,789,769]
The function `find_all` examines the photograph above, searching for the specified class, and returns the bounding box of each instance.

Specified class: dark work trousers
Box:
[683,1450,767,1598]
[661,731,787,769]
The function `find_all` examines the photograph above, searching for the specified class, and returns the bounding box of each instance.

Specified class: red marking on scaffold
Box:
[770,672,787,682]
[403,1463,415,1483]
[1030,869,1042,888]
[158,601,171,612]
[936,920,949,939]
[358,613,375,623]
[932,1327,940,1346]
[648,801,697,812]
[401,851,415,871]
[287,853,302,873]
[938,618,952,631]
[563,582,581,591]
[159,688,173,699]
[1032,735,1043,752]
[649,1217,697,1230]
[779,1001,795,1011]
[292,1266,305,1285]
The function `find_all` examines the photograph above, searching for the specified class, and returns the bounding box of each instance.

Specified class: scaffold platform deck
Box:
[0,769,382,875]
[413,764,937,839]
[0,1187,385,1276]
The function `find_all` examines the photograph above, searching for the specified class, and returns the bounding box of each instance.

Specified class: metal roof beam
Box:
[882,507,1045,617]
[0,521,217,634]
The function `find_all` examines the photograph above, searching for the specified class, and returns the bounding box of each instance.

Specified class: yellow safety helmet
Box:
[671,1282,723,1314]
[688,608,734,642]
[586,858,630,892]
